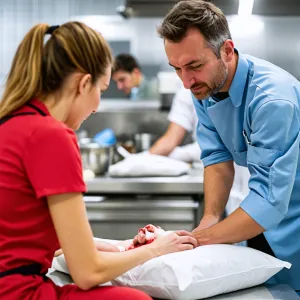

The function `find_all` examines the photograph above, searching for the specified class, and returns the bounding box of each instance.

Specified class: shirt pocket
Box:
[232,130,249,166]
[247,145,281,168]
[246,145,283,201]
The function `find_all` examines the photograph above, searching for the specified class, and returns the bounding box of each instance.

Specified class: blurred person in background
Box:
[150,85,200,163]
[112,53,159,100]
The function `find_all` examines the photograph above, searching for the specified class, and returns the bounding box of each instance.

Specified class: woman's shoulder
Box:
[29,116,77,145]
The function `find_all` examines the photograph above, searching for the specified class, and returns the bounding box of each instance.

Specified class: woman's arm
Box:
[48,192,196,290]
[54,240,120,257]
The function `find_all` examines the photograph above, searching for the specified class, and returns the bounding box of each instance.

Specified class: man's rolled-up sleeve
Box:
[193,98,233,167]
[240,99,300,230]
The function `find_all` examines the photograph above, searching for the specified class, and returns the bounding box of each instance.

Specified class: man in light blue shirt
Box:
[158,0,300,291]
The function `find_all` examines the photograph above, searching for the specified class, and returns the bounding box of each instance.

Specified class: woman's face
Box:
[66,66,111,130]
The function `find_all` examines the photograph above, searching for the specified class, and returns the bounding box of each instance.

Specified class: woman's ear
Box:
[78,74,92,95]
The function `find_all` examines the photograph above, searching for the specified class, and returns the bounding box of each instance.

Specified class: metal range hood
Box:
[117,0,178,18]
[116,0,300,18]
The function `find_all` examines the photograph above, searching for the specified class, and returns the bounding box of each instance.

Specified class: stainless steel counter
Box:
[84,167,204,237]
[97,99,161,111]
[47,270,299,300]
[85,168,203,195]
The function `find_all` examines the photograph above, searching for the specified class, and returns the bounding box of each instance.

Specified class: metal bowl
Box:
[80,142,114,175]
[134,133,158,153]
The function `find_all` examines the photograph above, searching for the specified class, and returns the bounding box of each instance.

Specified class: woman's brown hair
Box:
[0,22,113,119]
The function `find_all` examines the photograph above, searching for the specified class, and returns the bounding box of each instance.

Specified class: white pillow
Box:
[52,240,291,300]
[112,244,291,300]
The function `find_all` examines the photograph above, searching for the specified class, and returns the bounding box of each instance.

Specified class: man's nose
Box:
[117,82,123,90]
[182,70,196,89]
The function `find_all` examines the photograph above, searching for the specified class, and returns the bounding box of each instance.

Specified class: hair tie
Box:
[45,25,60,35]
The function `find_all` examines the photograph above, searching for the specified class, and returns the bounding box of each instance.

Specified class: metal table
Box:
[85,168,204,196]
[84,168,204,228]
[47,270,299,300]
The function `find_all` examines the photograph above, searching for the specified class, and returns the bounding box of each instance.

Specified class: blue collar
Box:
[229,50,250,107]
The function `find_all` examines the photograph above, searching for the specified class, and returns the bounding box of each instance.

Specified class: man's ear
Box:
[78,74,92,95]
[222,39,235,62]
[132,68,141,76]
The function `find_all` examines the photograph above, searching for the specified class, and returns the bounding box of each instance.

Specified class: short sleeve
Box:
[168,88,196,132]
[240,99,300,229]
[23,119,86,199]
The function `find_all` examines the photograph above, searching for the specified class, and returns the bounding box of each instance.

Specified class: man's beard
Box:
[191,60,228,100]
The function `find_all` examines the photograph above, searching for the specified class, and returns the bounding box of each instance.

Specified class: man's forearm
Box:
[193,207,265,245]
[150,122,186,156]
[203,161,234,219]
[149,136,176,156]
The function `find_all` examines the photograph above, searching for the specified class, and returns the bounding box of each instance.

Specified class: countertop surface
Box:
[97,99,161,111]
[47,270,299,300]
[85,167,204,195]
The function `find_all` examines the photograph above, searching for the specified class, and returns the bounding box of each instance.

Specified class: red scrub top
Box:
[0,98,86,274]
[0,99,154,300]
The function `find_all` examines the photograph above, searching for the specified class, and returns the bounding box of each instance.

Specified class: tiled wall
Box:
[0,0,123,93]
[1,1,300,95]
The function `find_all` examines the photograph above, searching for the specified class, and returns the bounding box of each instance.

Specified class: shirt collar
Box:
[229,49,250,107]
[129,76,142,98]
[29,98,51,116]
[138,76,147,90]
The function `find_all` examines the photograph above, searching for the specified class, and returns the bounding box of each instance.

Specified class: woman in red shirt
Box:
[0,22,196,299]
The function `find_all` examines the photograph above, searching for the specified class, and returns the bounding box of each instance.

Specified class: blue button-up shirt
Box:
[193,50,300,289]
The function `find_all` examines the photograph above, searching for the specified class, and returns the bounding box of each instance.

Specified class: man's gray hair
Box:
[157,0,232,58]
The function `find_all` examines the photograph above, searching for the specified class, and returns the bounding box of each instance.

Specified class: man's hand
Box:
[192,214,220,232]
[192,208,266,247]
[192,215,221,247]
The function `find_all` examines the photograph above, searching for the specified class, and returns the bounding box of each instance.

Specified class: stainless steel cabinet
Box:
[85,196,203,240]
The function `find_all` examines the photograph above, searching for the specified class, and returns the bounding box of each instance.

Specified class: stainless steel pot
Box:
[134,133,158,153]
[80,142,114,175]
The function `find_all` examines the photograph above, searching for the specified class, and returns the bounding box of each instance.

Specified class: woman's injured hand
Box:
[128,224,167,250]
[127,225,196,251]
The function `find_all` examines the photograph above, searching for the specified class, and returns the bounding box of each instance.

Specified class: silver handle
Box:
[117,145,131,158]
[85,201,199,209]
[87,211,194,222]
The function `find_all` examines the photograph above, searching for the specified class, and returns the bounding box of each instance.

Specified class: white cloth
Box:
[168,142,201,162]
[108,152,190,177]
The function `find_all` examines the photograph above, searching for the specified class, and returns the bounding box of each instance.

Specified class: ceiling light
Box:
[228,15,264,38]
[238,0,254,16]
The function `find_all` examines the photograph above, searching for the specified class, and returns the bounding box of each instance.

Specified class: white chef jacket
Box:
[168,86,198,141]
[167,87,201,162]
